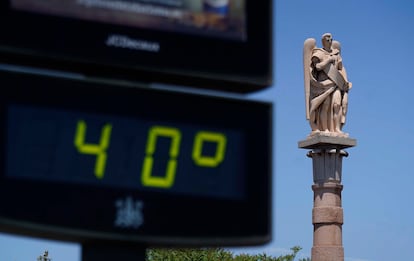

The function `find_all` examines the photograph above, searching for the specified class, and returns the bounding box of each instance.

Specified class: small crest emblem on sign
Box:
[114,196,144,229]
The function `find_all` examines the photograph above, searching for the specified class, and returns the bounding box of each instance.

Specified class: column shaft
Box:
[299,135,356,261]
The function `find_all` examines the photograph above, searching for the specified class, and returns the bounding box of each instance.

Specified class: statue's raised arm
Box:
[303,33,352,137]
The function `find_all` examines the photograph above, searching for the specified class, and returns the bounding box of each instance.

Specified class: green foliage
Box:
[147,248,232,261]
[146,246,308,261]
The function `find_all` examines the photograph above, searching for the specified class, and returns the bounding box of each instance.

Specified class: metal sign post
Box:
[82,243,146,261]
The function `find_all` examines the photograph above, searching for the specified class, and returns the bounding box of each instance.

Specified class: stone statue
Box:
[303,33,352,137]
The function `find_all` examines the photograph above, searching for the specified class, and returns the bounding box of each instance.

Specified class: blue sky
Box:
[2,0,414,260]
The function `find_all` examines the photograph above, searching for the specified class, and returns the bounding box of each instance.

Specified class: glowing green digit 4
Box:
[141,126,181,188]
[74,120,112,179]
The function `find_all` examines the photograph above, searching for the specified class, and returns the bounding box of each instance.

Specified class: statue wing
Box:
[303,38,316,120]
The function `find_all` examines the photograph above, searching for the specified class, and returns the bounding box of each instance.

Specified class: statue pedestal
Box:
[299,135,356,261]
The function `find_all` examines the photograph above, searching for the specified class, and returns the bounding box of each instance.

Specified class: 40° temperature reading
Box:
[74,120,227,189]
[7,104,246,199]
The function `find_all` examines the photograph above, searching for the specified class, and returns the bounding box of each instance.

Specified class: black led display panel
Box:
[0,70,272,246]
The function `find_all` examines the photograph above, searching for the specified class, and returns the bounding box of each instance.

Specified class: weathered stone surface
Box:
[312,246,344,261]
[314,224,343,245]
[313,183,343,207]
[313,207,343,224]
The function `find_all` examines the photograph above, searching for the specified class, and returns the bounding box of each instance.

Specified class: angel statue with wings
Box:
[303,33,352,137]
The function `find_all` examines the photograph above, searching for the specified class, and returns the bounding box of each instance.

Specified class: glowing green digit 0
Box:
[192,131,227,167]
[74,120,112,179]
[141,126,181,188]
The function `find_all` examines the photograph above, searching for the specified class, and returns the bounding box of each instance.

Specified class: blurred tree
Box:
[37,250,52,261]
[147,246,309,261]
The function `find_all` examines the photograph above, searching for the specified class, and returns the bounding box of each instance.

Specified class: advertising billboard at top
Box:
[0,0,273,92]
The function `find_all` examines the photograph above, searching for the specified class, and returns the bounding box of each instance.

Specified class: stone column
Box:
[298,135,356,261]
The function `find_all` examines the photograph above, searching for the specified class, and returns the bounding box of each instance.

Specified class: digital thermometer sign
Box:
[0,69,272,246]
